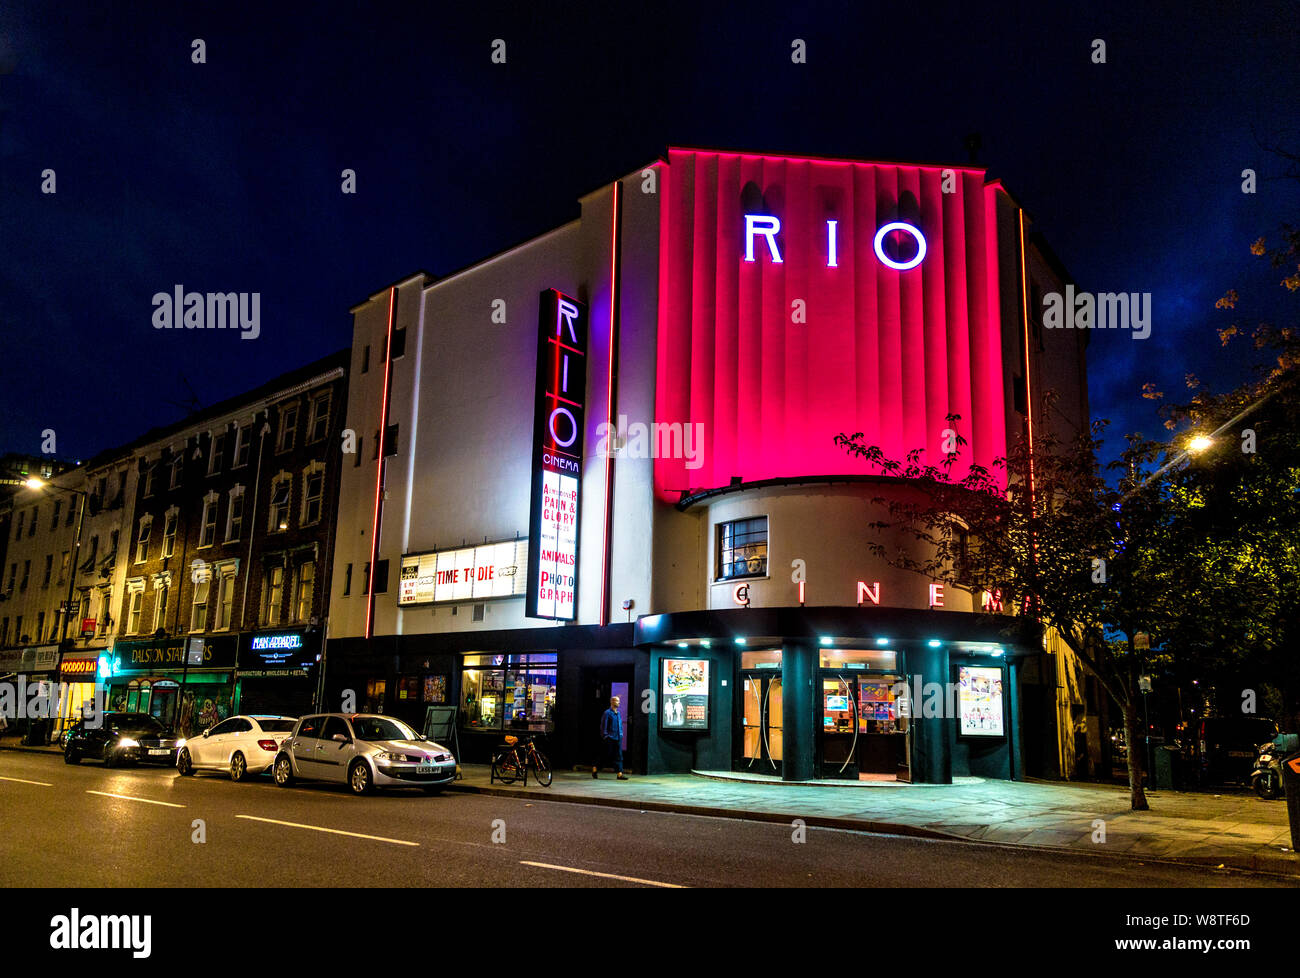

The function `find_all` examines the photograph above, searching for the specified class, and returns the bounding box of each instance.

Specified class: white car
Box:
[176,714,299,781]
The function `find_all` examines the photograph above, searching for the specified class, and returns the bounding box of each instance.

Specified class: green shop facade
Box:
[103,627,322,738]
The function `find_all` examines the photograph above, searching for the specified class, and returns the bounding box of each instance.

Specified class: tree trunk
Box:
[1123,700,1149,811]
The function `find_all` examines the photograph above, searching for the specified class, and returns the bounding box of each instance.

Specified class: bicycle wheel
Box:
[493,751,520,785]
[530,750,553,787]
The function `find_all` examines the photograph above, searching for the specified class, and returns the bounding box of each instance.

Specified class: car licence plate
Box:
[149,749,171,756]
[417,763,439,774]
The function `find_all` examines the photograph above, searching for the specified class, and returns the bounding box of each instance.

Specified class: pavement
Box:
[6,736,1296,878]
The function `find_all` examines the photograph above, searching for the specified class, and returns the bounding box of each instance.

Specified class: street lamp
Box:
[1187,435,1213,453]
[24,477,88,739]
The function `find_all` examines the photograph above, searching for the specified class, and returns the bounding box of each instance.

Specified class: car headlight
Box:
[375,752,405,764]
[118,737,139,748]
[175,738,186,749]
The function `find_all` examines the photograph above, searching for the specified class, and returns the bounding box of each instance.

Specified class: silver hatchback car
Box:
[272,713,457,795]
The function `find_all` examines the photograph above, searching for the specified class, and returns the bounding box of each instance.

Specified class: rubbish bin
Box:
[1283,750,1300,851]
[1154,744,1181,790]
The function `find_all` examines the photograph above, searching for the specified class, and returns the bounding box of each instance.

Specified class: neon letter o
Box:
[873,222,927,271]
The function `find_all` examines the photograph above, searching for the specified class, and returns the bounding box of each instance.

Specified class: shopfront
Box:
[235,628,321,718]
[638,607,1032,784]
[57,651,102,732]
[105,636,237,738]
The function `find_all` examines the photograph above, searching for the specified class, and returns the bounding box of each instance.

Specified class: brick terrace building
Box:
[99,351,349,736]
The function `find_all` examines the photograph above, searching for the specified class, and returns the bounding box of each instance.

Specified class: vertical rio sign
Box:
[526,289,588,620]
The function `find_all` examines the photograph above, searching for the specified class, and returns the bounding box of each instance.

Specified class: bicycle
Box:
[491,734,552,787]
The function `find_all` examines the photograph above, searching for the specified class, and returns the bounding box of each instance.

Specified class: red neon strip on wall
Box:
[365,286,397,640]
[600,179,622,626]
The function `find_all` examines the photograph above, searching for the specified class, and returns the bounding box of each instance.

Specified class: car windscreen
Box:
[111,715,165,734]
[351,716,419,742]
[254,719,298,732]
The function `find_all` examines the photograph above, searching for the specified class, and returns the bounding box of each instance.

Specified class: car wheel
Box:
[177,748,194,776]
[229,752,248,782]
[273,754,295,787]
[348,760,374,795]
[64,745,80,765]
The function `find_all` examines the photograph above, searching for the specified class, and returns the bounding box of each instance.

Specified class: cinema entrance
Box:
[818,648,911,782]
[737,650,783,776]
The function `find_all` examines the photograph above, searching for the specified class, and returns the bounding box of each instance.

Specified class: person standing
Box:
[593,695,628,780]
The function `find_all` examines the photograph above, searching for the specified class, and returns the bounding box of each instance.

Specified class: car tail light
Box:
[257,740,277,752]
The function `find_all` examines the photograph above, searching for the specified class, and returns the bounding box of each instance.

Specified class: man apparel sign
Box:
[527,289,588,620]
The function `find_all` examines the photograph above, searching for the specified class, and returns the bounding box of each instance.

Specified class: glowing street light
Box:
[1188,435,1213,453]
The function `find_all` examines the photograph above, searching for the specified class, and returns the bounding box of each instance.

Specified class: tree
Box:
[1152,228,1300,725]
[835,413,1192,811]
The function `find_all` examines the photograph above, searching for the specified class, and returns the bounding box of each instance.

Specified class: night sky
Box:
[2,1,1297,469]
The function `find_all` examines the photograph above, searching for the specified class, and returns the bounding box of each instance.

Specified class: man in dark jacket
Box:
[594,695,628,779]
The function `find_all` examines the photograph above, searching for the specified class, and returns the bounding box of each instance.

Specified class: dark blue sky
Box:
[1,1,1296,466]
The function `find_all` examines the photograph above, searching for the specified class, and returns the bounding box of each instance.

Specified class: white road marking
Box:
[235,814,420,847]
[519,860,685,888]
[0,776,53,786]
[86,790,185,808]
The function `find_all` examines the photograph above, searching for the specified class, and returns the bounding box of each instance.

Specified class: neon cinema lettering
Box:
[743,216,926,271]
[547,298,582,452]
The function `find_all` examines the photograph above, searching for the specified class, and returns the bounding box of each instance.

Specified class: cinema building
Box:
[325,148,1100,783]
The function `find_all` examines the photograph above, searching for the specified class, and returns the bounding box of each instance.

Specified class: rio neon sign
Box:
[743,215,926,271]
[526,289,588,621]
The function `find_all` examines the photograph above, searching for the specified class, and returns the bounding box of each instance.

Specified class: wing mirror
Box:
[202,730,210,738]
[332,733,349,744]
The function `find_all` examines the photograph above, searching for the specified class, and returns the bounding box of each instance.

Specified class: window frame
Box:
[225,486,245,543]
[276,403,299,454]
[135,516,153,564]
[715,516,770,582]
[300,463,325,527]
[208,431,226,476]
[307,392,331,444]
[268,474,292,533]
[199,493,219,549]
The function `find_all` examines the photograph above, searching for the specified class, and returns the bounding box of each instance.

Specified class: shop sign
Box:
[238,631,317,677]
[526,289,587,621]
[956,665,1004,737]
[0,649,23,673]
[60,657,99,680]
[22,645,60,673]
[661,658,710,732]
[399,540,528,606]
[113,636,236,671]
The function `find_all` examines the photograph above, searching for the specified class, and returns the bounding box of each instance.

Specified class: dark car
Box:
[1189,716,1279,785]
[63,712,183,767]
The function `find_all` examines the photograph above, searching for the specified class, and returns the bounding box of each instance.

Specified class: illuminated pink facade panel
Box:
[654,149,1006,501]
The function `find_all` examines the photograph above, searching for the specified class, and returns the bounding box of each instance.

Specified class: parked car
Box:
[272,713,456,795]
[64,712,183,767]
[1188,716,1280,785]
[176,715,298,781]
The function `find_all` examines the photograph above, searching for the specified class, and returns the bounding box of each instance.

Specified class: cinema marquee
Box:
[526,289,588,620]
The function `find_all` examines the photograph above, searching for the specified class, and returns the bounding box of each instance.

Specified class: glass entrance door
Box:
[818,672,910,781]
[739,673,783,773]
